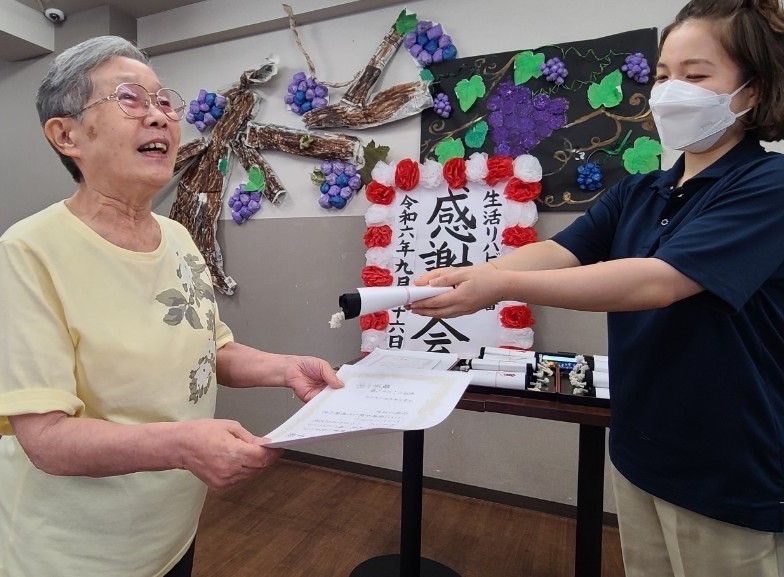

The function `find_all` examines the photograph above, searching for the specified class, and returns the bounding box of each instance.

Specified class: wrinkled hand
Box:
[410,263,507,319]
[284,356,344,403]
[178,419,283,489]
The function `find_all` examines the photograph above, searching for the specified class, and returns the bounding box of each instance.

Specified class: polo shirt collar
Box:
[649,136,765,198]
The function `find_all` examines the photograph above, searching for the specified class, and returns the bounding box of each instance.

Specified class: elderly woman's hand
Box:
[178,419,283,489]
[283,356,344,403]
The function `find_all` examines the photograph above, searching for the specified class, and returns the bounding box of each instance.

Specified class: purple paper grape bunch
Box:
[284,71,328,115]
[433,92,452,118]
[541,57,568,86]
[185,89,226,132]
[315,160,363,210]
[621,52,651,84]
[402,21,457,67]
[486,80,569,156]
[227,183,262,224]
[576,162,604,191]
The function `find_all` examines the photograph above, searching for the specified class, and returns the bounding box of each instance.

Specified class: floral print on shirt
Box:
[155,252,217,404]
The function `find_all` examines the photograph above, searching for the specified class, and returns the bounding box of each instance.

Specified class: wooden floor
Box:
[193,459,624,577]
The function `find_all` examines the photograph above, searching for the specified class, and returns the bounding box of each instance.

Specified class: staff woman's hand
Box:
[410,262,510,319]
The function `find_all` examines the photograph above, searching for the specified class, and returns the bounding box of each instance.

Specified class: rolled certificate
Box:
[329,286,454,328]
[587,370,610,389]
[585,354,608,373]
[467,370,528,390]
[468,358,532,372]
[478,347,536,361]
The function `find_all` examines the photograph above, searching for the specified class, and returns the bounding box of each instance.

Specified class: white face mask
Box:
[649,79,751,153]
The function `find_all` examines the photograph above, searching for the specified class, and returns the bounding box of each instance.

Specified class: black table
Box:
[349,382,612,577]
[467,391,611,577]
[349,428,461,577]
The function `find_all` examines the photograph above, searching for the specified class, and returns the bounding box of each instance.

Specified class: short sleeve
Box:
[0,239,84,435]
[550,180,626,265]
[655,157,784,311]
[214,305,234,350]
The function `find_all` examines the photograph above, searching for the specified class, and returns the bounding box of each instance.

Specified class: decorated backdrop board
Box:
[419,28,661,211]
[360,155,539,357]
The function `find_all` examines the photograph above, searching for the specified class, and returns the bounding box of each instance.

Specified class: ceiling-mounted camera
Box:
[44,8,66,23]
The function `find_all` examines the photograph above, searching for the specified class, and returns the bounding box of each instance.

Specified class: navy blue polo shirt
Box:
[552,136,784,531]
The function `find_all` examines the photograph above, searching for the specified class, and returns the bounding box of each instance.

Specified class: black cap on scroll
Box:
[338,292,362,320]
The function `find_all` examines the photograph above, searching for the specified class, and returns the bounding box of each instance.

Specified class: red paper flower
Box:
[502,225,538,247]
[500,304,535,328]
[366,181,396,205]
[364,225,393,248]
[443,157,467,189]
[361,265,394,287]
[504,178,542,202]
[360,311,390,331]
[395,159,420,191]
[485,156,514,186]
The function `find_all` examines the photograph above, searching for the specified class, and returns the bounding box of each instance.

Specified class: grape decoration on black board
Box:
[420,28,661,212]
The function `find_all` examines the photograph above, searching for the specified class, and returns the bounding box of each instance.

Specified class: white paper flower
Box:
[513,154,543,182]
[465,152,489,182]
[361,329,387,352]
[499,327,535,350]
[365,247,394,269]
[419,158,444,188]
[371,161,395,186]
[365,203,395,226]
[504,200,538,228]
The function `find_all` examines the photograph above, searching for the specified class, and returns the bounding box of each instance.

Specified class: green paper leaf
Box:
[420,69,434,83]
[622,137,663,174]
[513,51,545,85]
[434,137,465,163]
[246,165,266,192]
[395,10,417,35]
[464,120,488,149]
[299,134,314,149]
[358,140,391,185]
[311,169,326,186]
[217,157,228,175]
[454,75,486,112]
[587,69,624,109]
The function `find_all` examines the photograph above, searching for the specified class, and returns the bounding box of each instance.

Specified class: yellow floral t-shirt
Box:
[0,201,233,577]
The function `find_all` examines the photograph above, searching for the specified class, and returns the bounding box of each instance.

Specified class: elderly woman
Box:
[0,36,342,577]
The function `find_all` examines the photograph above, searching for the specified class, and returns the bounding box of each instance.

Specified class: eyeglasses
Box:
[67,83,186,121]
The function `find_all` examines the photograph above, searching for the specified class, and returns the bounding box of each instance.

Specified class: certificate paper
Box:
[355,347,459,370]
[264,351,469,448]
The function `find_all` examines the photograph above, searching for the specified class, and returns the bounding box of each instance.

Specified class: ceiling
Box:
[3,0,208,61]
[4,0,389,61]
[17,0,206,19]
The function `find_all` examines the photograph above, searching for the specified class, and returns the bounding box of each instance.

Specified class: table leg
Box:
[575,424,606,577]
[349,430,460,577]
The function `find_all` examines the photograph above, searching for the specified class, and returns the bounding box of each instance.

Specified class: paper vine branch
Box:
[169,58,363,295]
[301,10,433,130]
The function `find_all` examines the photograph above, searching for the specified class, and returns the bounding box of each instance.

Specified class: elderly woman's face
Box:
[70,56,181,195]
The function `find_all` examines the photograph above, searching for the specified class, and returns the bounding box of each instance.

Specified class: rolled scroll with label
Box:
[329,286,454,328]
